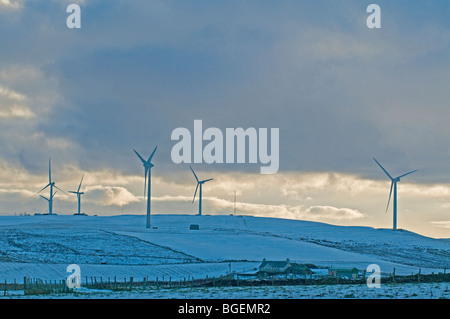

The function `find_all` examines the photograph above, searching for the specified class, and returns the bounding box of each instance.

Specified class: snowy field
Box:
[0,214,448,299]
[4,282,449,299]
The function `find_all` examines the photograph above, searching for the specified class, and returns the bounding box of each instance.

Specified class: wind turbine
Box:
[190,165,213,216]
[373,157,417,231]
[134,146,157,228]
[37,158,64,215]
[69,174,84,215]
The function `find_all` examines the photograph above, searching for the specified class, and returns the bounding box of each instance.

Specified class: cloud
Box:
[0,85,26,101]
[401,184,450,198]
[0,1,449,238]
[304,206,364,221]
[0,158,36,187]
[0,85,34,119]
[153,195,191,203]
[79,170,141,187]
[86,185,140,207]
[430,221,450,229]
[0,64,81,170]
[203,195,364,222]
[0,188,34,197]
[0,0,22,10]
[0,103,34,118]
[0,65,60,117]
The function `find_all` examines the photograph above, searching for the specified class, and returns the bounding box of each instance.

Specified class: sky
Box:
[0,0,449,238]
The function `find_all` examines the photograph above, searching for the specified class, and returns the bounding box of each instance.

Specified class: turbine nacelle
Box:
[69,191,84,195]
[134,147,157,167]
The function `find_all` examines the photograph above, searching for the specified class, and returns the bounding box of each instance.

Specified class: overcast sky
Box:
[0,0,449,238]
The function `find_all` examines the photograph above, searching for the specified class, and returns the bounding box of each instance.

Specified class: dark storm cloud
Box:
[1,0,450,179]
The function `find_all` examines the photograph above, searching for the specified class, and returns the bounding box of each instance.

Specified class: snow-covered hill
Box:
[0,214,448,282]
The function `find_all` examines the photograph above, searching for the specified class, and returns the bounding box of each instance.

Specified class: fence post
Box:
[4,279,7,296]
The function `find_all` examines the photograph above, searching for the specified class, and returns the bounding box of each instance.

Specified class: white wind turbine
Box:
[134,146,157,228]
[69,174,85,215]
[37,158,64,215]
[373,157,417,231]
[190,165,213,216]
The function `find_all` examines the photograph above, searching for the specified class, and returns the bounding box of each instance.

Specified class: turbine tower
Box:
[373,157,417,231]
[190,165,213,216]
[37,159,63,215]
[134,146,157,228]
[69,174,84,215]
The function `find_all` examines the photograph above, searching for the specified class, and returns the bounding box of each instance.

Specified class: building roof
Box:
[259,258,290,269]
[328,267,358,272]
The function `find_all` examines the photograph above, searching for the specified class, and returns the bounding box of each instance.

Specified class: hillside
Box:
[0,214,448,283]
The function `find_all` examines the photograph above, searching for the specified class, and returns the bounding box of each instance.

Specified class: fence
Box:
[0,275,234,296]
[0,269,448,296]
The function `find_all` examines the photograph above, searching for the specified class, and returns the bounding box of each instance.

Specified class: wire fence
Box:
[0,269,448,296]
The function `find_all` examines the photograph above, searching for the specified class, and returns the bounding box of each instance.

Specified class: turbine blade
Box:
[202,178,214,183]
[77,174,84,193]
[373,157,393,180]
[192,183,199,203]
[397,169,418,180]
[68,191,77,194]
[133,149,146,165]
[48,158,52,183]
[386,181,394,213]
[40,195,49,201]
[189,165,199,183]
[54,185,65,193]
[37,183,51,194]
[148,146,158,163]
[144,167,148,200]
